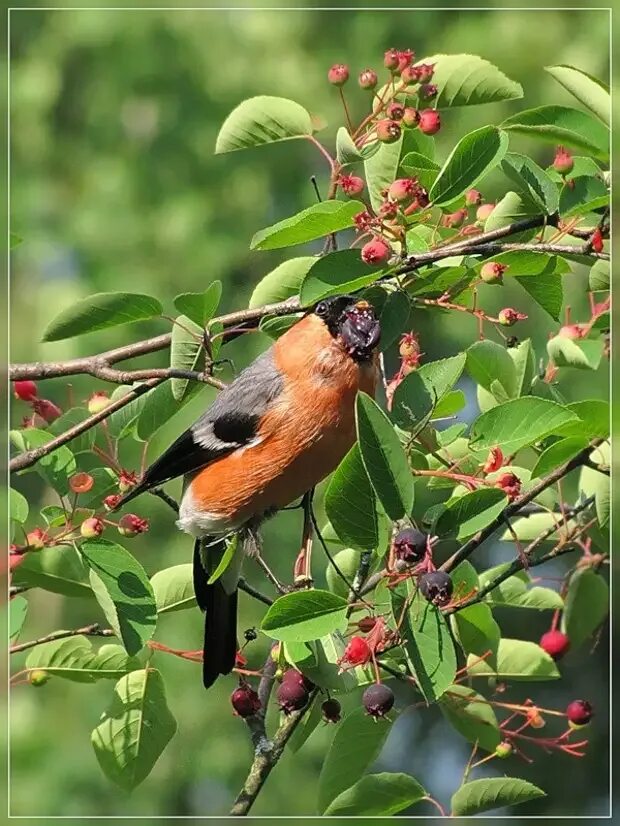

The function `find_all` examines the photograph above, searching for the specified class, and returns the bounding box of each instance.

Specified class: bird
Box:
[115,294,381,688]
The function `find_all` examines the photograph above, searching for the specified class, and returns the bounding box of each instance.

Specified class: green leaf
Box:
[137,379,204,440]
[173,281,222,327]
[324,773,426,816]
[10,428,77,495]
[547,335,604,371]
[437,488,508,540]
[559,175,608,218]
[500,512,566,543]
[215,95,315,153]
[502,152,559,214]
[48,408,96,453]
[560,400,610,439]
[207,535,238,584]
[433,391,466,419]
[392,584,457,703]
[10,488,28,524]
[452,603,500,663]
[326,548,361,598]
[364,132,404,212]
[430,126,508,206]
[466,340,518,399]
[105,388,147,441]
[91,669,177,790]
[261,589,348,643]
[531,436,588,479]
[561,568,609,649]
[502,105,609,160]
[12,544,91,597]
[250,200,364,251]
[150,564,196,613]
[26,637,138,682]
[579,441,610,526]
[470,397,578,455]
[379,290,411,350]
[299,249,385,306]
[545,65,610,125]
[514,264,565,321]
[589,259,609,292]
[80,539,157,656]
[356,393,414,520]
[10,596,28,642]
[483,191,540,239]
[400,151,440,191]
[451,777,545,816]
[508,338,536,396]
[467,638,560,681]
[288,694,323,754]
[42,293,163,342]
[249,257,315,308]
[420,54,523,107]
[336,126,380,166]
[82,467,119,508]
[170,315,203,401]
[324,444,380,550]
[440,685,501,753]
[318,706,395,813]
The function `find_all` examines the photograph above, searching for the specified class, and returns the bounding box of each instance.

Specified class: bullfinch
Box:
[116,294,381,687]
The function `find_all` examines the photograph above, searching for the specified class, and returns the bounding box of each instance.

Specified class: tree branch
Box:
[440,439,604,574]
[445,495,596,615]
[10,623,115,655]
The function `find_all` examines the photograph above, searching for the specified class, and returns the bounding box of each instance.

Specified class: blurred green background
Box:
[9,4,610,818]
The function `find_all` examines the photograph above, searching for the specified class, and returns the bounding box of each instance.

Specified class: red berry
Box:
[386,101,405,121]
[393,528,428,564]
[553,146,574,175]
[383,48,400,71]
[13,380,38,402]
[480,262,508,284]
[363,683,394,718]
[231,683,261,718]
[361,239,390,266]
[69,472,94,494]
[566,699,593,726]
[88,391,110,415]
[339,174,365,197]
[402,107,420,128]
[321,698,342,723]
[418,571,453,607]
[327,64,349,86]
[476,202,496,223]
[378,200,398,220]
[465,189,483,206]
[418,109,440,135]
[388,178,418,204]
[591,227,604,253]
[400,65,420,85]
[358,69,378,90]
[118,514,149,537]
[103,494,122,512]
[32,399,62,423]
[339,636,371,668]
[396,49,415,74]
[118,470,138,493]
[398,332,421,361]
[277,677,309,715]
[539,630,570,661]
[498,308,527,327]
[80,517,104,539]
[416,63,435,83]
[419,83,438,100]
[375,119,401,144]
[26,528,46,549]
[442,208,467,229]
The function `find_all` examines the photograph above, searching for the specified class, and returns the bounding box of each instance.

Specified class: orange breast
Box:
[189,314,378,525]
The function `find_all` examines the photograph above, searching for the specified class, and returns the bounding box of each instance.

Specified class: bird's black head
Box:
[313,295,381,362]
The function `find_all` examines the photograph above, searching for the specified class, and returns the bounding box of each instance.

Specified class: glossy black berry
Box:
[321,698,342,723]
[243,627,258,642]
[277,678,309,715]
[362,683,395,718]
[393,528,428,563]
[230,684,261,718]
[418,571,453,607]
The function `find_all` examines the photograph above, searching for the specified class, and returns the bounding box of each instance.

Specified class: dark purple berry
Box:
[282,668,314,691]
[231,684,261,718]
[566,699,593,726]
[418,571,453,607]
[321,698,342,723]
[393,528,428,563]
[277,678,309,715]
[363,683,395,718]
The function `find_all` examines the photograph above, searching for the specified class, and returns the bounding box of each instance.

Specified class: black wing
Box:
[115,349,283,508]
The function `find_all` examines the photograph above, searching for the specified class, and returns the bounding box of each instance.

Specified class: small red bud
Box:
[386,101,405,121]
[494,471,522,501]
[383,48,400,71]
[103,494,122,512]
[416,63,435,83]
[81,517,104,539]
[32,399,62,423]
[375,119,401,144]
[498,308,527,327]
[480,262,508,284]
[358,69,378,90]
[361,238,391,266]
[465,189,482,206]
[400,65,420,85]
[402,107,420,128]
[590,227,604,253]
[118,470,138,493]
[553,146,574,175]
[87,391,111,415]
[13,380,38,402]
[118,514,149,537]
[388,178,418,203]
[396,49,415,74]
[338,636,371,668]
[495,740,513,758]
[339,174,365,197]
[476,202,496,223]
[327,64,349,86]
[419,83,438,100]
[26,528,46,549]
[418,109,440,135]
[442,208,467,229]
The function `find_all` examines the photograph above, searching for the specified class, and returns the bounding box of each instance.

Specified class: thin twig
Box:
[10,623,115,655]
[238,578,274,607]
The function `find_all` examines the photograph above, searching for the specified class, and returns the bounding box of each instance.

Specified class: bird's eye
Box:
[315,302,328,317]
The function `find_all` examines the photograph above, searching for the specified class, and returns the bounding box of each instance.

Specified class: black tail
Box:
[193,539,238,689]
